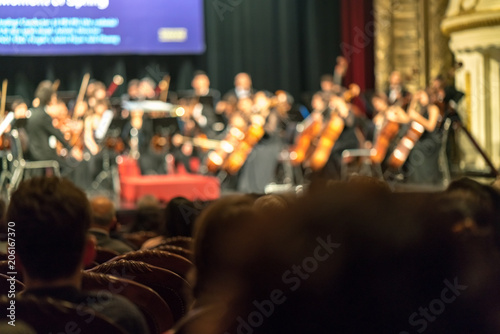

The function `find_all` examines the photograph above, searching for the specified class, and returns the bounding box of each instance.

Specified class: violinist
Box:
[26,81,83,166]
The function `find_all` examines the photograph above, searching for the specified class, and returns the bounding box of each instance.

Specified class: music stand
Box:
[91,117,127,193]
[152,117,180,136]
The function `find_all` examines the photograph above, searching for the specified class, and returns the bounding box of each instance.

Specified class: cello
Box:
[369,94,409,165]
[308,85,360,172]
[387,91,430,169]
[206,113,247,173]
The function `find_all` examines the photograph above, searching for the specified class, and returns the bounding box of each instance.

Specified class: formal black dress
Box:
[404,107,443,185]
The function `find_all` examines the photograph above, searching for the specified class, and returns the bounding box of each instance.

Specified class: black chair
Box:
[81,271,174,334]
[89,260,191,321]
[95,247,120,264]
[0,294,127,333]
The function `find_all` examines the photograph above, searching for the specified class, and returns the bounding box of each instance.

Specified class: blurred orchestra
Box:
[0,56,472,196]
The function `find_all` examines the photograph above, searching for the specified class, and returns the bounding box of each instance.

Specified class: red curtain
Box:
[341,0,375,92]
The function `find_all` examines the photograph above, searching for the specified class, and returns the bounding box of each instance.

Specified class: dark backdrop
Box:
[0,0,342,104]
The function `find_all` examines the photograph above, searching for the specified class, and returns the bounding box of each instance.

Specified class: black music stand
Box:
[91,117,128,193]
[152,117,180,137]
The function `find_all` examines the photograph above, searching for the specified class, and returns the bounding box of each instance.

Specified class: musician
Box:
[403,90,442,185]
[320,94,360,179]
[122,110,167,175]
[179,71,222,139]
[191,71,221,105]
[386,71,411,107]
[138,77,157,100]
[237,91,285,193]
[223,72,255,101]
[26,82,82,165]
[122,79,140,101]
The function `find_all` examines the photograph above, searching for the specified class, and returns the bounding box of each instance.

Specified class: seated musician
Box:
[386,70,411,107]
[237,91,286,193]
[318,94,360,179]
[26,81,83,167]
[403,90,442,185]
[170,102,206,174]
[179,72,222,139]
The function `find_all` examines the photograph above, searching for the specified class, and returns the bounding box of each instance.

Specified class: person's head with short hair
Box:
[90,196,117,231]
[163,197,198,238]
[320,74,334,92]
[389,70,402,87]
[311,92,328,111]
[11,99,29,119]
[234,73,252,91]
[129,194,163,233]
[192,71,211,95]
[34,81,57,107]
[253,194,288,212]
[191,195,256,302]
[7,177,95,286]
[127,79,140,99]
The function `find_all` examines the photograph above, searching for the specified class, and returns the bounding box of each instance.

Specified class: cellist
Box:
[307,92,359,179]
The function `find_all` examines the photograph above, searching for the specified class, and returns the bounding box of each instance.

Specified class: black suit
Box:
[26,106,71,161]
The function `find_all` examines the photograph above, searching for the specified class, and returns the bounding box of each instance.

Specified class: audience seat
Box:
[153,245,194,261]
[111,250,193,279]
[0,294,127,333]
[81,271,174,334]
[89,259,191,321]
[0,273,24,295]
[161,236,193,250]
[124,231,159,249]
[95,247,121,264]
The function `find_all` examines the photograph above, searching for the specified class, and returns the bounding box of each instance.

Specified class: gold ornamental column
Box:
[442,0,500,167]
[374,0,452,93]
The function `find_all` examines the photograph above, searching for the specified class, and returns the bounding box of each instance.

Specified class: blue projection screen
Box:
[0,0,205,55]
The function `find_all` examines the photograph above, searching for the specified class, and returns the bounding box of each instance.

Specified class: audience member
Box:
[7,177,149,334]
[128,194,163,234]
[89,196,134,254]
[176,182,500,334]
[142,197,198,249]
